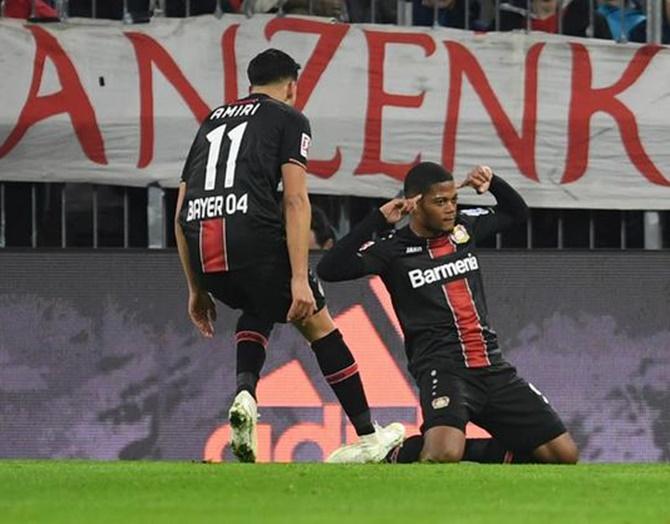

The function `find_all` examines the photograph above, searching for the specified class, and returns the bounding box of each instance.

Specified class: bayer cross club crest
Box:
[450,225,470,244]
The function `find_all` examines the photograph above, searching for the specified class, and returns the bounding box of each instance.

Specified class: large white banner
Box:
[1,15,669,209]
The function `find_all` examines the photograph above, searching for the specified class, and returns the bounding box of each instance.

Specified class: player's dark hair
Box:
[403,162,453,197]
[311,206,336,248]
[247,49,301,86]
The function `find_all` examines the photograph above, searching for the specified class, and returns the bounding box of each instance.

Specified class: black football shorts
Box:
[199,246,326,324]
[418,365,567,452]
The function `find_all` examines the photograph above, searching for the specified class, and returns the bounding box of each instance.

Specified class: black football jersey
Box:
[178,93,311,273]
[317,175,529,379]
[359,210,505,377]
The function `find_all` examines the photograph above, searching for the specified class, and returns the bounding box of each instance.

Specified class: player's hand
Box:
[287,278,317,323]
[188,290,217,338]
[458,166,493,194]
[380,195,422,225]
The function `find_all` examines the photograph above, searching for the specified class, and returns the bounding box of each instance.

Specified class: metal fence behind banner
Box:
[0,182,668,250]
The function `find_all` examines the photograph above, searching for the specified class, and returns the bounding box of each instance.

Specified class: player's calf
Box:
[295,307,375,437]
[234,313,273,400]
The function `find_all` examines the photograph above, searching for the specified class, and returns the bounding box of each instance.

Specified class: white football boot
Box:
[326,422,406,463]
[228,391,258,463]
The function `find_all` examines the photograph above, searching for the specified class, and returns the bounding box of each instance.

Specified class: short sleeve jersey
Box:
[179,93,311,273]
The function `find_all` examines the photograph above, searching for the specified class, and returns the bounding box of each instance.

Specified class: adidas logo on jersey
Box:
[408,254,479,288]
[405,246,423,254]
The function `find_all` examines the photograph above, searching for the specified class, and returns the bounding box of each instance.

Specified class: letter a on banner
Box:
[0,26,107,164]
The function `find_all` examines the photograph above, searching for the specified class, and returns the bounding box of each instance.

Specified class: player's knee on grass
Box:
[534,433,579,464]
[420,448,463,463]
[420,426,466,463]
[420,443,464,463]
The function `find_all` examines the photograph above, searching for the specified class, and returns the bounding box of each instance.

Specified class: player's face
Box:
[416,181,458,233]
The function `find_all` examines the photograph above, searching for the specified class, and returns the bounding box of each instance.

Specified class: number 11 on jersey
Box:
[204,122,248,191]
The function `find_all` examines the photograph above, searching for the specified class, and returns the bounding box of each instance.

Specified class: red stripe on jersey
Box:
[443,279,490,368]
[428,236,489,368]
[427,236,453,258]
[199,218,228,273]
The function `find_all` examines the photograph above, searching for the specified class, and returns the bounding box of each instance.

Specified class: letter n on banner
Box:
[125,32,211,168]
[442,41,543,182]
[0,26,107,164]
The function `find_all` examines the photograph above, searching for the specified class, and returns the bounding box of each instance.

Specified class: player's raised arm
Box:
[458,166,529,241]
[317,196,420,282]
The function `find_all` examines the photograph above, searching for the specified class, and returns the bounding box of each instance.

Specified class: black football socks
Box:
[234,314,273,400]
[311,329,375,436]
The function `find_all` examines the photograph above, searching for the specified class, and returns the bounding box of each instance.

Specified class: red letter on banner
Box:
[265,18,349,178]
[222,24,240,104]
[0,26,106,164]
[443,41,542,182]
[125,32,211,168]
[564,44,668,186]
[355,31,436,181]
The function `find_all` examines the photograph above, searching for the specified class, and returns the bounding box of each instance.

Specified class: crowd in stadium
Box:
[3,0,670,44]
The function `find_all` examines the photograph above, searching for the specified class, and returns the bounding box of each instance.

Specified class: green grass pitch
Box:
[1,462,668,523]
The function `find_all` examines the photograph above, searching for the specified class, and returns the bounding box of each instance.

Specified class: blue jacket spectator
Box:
[596,0,646,42]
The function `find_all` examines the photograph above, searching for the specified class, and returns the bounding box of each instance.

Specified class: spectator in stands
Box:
[593,0,670,44]
[66,0,239,19]
[595,0,646,42]
[165,0,240,16]
[3,0,58,19]
[310,206,336,251]
[412,0,482,29]
[68,0,151,19]
[345,0,397,23]
[277,0,342,18]
[496,0,612,39]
